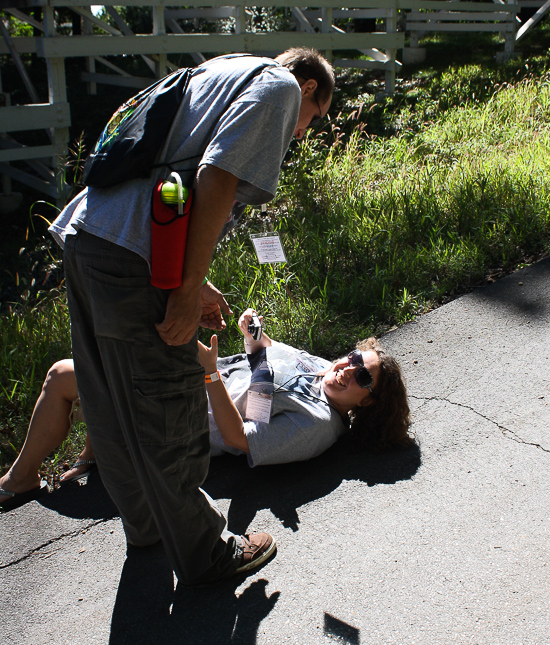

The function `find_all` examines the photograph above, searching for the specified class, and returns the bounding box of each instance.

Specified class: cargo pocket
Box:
[133,368,207,446]
[86,266,154,347]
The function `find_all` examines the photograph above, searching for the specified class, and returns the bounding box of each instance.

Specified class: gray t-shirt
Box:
[208,342,347,467]
[49,54,301,263]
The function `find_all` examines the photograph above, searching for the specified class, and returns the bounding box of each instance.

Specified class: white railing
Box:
[2,0,537,204]
[0,1,404,203]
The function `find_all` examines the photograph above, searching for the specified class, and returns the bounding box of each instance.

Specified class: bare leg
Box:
[0,359,80,501]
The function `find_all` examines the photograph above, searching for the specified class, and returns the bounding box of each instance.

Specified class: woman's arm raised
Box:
[198,335,250,453]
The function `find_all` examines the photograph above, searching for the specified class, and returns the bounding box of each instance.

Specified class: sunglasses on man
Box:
[308,91,326,129]
[347,350,374,393]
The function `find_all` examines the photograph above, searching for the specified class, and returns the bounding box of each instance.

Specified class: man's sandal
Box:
[59,459,97,485]
[0,480,49,512]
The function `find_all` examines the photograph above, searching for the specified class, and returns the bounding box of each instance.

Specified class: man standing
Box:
[50,48,334,585]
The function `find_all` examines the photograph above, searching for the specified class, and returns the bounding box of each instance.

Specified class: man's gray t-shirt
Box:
[49,54,301,263]
[208,342,347,466]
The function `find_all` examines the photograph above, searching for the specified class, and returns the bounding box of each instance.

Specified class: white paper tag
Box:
[250,232,287,264]
[296,356,319,374]
[245,390,273,423]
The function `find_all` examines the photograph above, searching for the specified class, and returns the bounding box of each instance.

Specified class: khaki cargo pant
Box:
[64,230,240,584]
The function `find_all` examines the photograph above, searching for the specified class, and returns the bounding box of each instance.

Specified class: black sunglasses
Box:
[347,350,374,393]
[308,91,325,129]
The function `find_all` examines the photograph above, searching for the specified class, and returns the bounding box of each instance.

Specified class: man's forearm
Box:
[180,164,239,290]
[155,164,239,345]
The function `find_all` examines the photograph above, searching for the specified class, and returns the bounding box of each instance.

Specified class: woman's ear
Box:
[360,393,374,408]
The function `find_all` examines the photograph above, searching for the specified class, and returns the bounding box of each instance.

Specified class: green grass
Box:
[0,287,74,475]
[208,71,550,359]
[2,31,550,481]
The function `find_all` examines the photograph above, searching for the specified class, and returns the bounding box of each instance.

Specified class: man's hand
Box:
[155,281,232,346]
[155,285,202,346]
[200,281,233,330]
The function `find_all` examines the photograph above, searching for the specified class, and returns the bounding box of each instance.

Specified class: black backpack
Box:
[82,56,275,189]
[82,67,192,188]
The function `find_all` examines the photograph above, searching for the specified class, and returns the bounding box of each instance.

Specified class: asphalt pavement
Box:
[1,257,549,645]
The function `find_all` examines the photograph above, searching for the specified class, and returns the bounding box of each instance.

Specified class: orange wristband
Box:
[205,371,221,384]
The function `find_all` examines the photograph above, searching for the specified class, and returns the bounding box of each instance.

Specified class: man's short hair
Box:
[275,48,335,103]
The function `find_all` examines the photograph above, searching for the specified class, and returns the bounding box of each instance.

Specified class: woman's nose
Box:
[343,364,358,374]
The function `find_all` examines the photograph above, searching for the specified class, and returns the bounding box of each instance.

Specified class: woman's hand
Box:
[238,308,264,341]
[198,334,219,375]
[237,308,272,353]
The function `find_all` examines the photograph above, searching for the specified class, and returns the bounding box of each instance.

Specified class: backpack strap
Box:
[153,57,279,174]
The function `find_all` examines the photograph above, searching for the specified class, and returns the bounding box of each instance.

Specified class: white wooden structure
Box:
[401,0,520,64]
[516,0,550,41]
[1,1,547,205]
[0,1,404,205]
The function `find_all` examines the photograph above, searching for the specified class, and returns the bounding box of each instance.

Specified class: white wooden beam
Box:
[0,163,58,198]
[0,104,71,132]
[0,145,56,164]
[36,31,405,58]
[516,0,550,41]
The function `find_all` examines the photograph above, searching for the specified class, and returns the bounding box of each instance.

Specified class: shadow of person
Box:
[108,539,279,644]
[38,467,119,520]
[171,577,280,643]
[36,437,420,531]
[204,441,421,535]
[109,541,174,644]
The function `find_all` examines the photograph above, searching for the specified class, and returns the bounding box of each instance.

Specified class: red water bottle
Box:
[151,171,193,289]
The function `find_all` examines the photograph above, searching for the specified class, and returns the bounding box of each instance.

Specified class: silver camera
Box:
[247,313,262,341]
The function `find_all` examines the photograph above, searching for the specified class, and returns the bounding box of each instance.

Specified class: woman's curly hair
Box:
[348,338,413,451]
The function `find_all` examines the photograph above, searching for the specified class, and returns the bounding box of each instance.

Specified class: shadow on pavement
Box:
[36,441,421,532]
[109,541,279,644]
[107,444,418,641]
[468,256,550,321]
[204,441,422,534]
[324,612,360,644]
[38,468,119,520]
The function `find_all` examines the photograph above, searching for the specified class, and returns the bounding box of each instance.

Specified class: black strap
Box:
[153,56,277,173]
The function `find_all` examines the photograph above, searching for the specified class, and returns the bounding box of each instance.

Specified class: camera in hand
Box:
[248,313,262,341]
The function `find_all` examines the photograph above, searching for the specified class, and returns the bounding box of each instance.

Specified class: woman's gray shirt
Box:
[209,342,347,466]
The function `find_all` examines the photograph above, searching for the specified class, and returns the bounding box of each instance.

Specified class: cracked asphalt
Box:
[1,257,549,645]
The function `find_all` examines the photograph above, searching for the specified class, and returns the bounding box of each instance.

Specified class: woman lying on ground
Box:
[0,309,412,511]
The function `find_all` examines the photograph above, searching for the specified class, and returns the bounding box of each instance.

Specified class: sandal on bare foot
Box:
[60,459,97,485]
[0,480,49,512]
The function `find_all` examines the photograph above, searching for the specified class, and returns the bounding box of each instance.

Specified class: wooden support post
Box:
[153,6,168,79]
[321,7,334,63]
[409,30,420,49]
[0,72,17,210]
[43,6,70,206]
[504,0,516,56]
[82,15,97,95]
[385,7,397,95]
[234,3,246,36]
